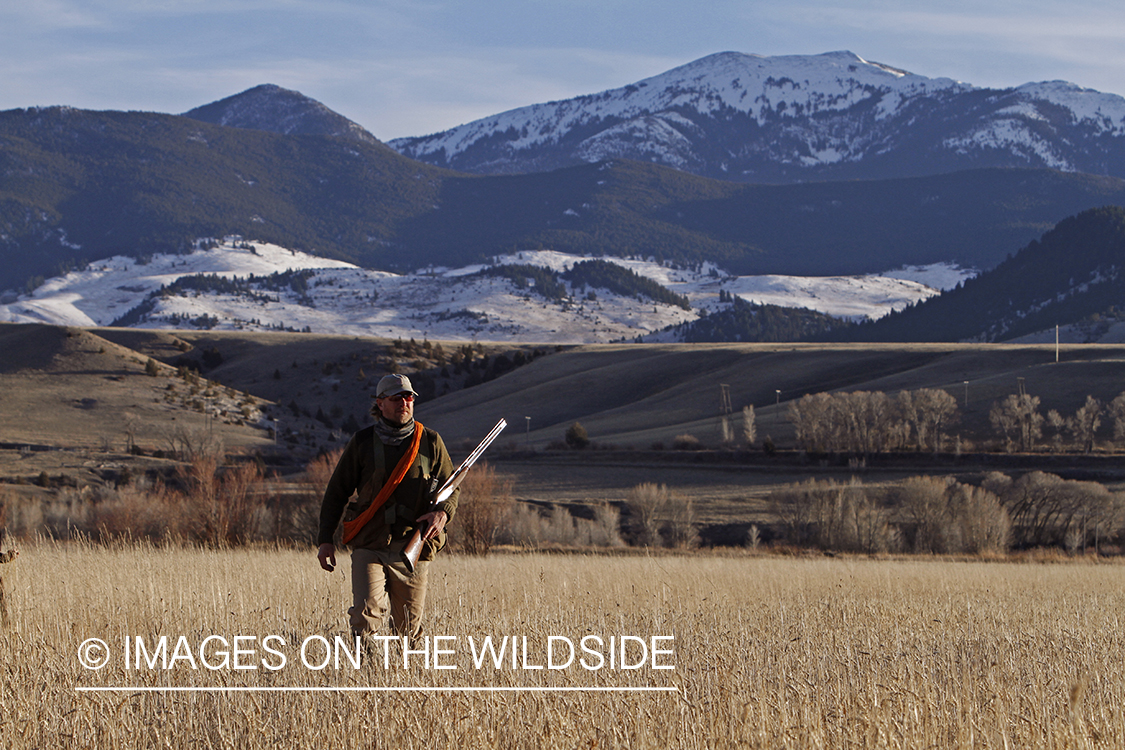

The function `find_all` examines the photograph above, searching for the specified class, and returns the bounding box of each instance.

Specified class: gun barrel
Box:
[403,418,508,573]
[432,418,507,505]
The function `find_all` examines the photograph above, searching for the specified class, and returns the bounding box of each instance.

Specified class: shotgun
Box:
[402,418,507,572]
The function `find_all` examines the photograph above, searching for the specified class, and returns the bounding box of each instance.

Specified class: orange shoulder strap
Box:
[341,422,424,545]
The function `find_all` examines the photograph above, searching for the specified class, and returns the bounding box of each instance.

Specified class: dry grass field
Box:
[7,323,1125,747]
[2,542,1124,749]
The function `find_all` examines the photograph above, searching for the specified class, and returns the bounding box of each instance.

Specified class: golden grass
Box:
[2,543,1124,748]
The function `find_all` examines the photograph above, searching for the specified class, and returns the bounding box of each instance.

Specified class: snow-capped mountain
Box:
[0,239,965,344]
[184,84,380,146]
[390,51,1125,182]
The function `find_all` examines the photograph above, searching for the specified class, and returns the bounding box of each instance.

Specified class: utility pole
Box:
[719,384,732,417]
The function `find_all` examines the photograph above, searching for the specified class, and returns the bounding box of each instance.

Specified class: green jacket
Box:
[318,423,458,561]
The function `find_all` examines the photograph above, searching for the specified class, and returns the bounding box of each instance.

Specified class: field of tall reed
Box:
[1,541,1123,748]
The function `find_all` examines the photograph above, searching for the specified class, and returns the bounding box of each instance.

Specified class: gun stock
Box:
[403,419,507,573]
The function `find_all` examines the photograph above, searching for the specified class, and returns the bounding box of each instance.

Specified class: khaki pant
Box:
[349,543,429,641]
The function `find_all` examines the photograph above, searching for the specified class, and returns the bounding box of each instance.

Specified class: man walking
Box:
[317,374,458,641]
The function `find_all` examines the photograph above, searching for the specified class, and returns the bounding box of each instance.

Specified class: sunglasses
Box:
[381,393,415,402]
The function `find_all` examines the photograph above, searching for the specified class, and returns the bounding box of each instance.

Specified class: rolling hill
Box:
[841,206,1125,342]
[7,322,1125,457]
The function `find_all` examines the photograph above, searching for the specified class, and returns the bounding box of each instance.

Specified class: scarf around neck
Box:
[373,416,415,446]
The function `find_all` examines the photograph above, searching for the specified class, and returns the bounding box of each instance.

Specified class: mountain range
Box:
[4,50,1125,343]
[389,51,1125,183]
[3,105,1125,295]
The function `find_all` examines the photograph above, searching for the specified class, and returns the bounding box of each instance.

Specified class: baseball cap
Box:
[376,374,418,398]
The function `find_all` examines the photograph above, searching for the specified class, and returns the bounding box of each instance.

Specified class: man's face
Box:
[376,392,415,424]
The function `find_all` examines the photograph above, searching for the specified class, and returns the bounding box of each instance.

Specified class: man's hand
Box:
[416,509,448,542]
[317,543,336,572]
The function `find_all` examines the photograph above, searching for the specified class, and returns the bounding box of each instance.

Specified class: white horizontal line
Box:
[76,686,679,693]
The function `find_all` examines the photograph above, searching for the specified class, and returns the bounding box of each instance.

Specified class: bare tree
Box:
[1069,396,1102,454]
[1109,392,1125,447]
[625,483,669,547]
[981,471,1014,500]
[164,423,224,462]
[450,463,513,555]
[664,493,699,549]
[178,458,264,546]
[989,394,1044,452]
[789,393,832,452]
[1046,410,1067,452]
[843,479,895,553]
[897,476,954,553]
[790,391,894,454]
[790,388,955,455]
[912,388,960,452]
[840,392,894,454]
[288,448,345,543]
[897,390,918,449]
[769,479,822,546]
[589,501,624,547]
[719,416,734,446]
[123,411,141,453]
[993,472,1114,548]
[741,405,756,446]
[771,478,893,552]
[948,483,1010,554]
[896,476,1009,554]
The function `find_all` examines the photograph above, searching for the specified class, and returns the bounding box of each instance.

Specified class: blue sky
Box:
[2,0,1123,141]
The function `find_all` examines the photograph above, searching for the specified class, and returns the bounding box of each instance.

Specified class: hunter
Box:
[316,374,458,642]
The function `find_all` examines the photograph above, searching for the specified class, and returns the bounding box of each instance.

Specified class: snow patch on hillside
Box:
[0,241,970,343]
[882,264,975,291]
[718,275,938,320]
[1015,82,1125,133]
[945,119,1071,170]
